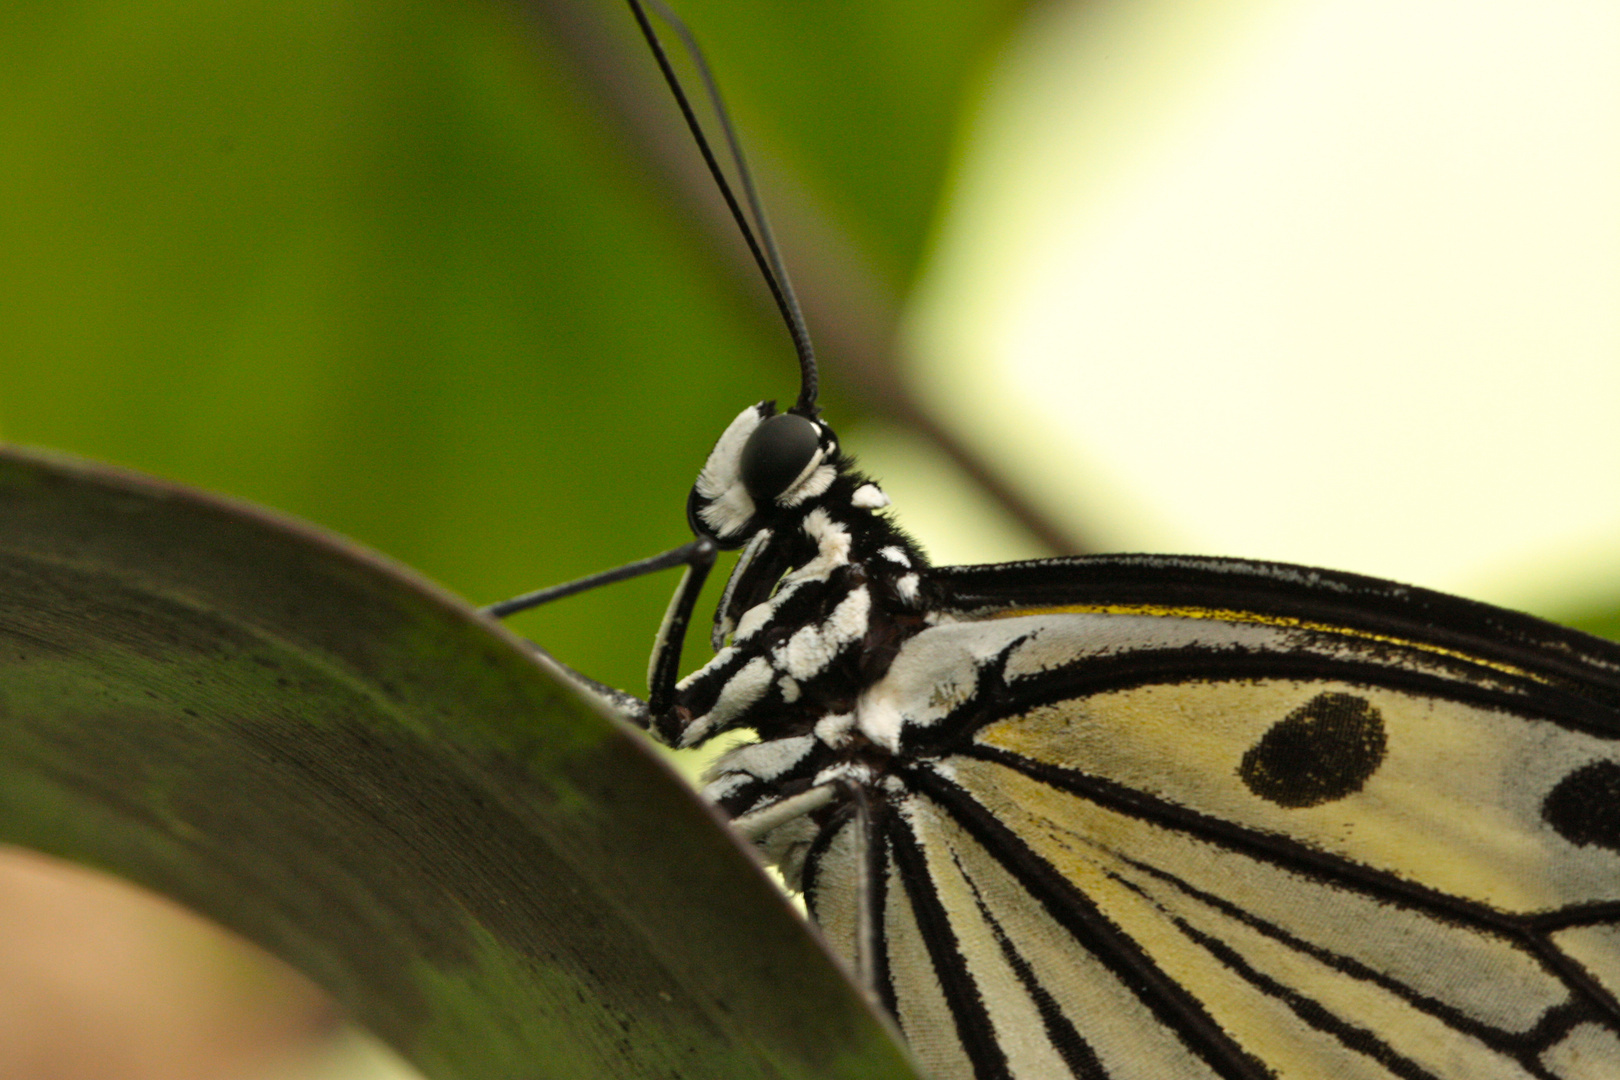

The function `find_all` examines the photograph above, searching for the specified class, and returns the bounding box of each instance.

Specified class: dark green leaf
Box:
[0,446,918,1080]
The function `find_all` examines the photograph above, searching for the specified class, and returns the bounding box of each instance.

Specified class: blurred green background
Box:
[6,0,1613,683]
[0,0,1030,705]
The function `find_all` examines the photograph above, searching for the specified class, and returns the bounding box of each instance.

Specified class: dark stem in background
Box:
[512,0,1092,557]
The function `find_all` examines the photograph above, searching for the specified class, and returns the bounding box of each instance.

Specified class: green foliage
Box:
[0,447,920,1079]
[1561,603,1620,645]
[0,0,1022,699]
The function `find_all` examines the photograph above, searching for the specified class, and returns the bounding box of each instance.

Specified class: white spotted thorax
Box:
[655,401,937,825]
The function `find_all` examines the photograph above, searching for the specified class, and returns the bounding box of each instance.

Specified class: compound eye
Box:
[739,413,821,503]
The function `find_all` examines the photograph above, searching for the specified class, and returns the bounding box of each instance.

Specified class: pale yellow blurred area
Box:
[884,0,1620,617]
[0,847,423,1080]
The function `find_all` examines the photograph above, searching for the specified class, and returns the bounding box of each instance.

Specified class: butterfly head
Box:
[687,401,840,547]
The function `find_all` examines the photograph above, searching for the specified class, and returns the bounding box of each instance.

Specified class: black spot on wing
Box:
[1239,692,1387,809]
[1543,760,1620,852]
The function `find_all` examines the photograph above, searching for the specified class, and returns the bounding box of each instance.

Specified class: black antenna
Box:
[627,0,819,412]
[483,538,713,618]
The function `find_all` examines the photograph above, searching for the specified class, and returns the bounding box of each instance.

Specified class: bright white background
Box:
[873,0,1619,622]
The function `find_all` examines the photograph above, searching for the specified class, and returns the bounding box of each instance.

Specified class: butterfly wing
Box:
[802,555,1620,1080]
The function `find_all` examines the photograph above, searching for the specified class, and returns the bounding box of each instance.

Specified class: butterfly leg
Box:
[481,536,719,732]
[846,779,880,1002]
[734,779,884,1002]
[730,783,840,839]
[521,640,653,729]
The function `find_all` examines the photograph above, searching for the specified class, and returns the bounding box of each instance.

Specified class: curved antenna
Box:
[628,0,819,412]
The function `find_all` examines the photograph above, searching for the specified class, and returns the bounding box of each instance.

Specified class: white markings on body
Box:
[850,624,1009,750]
[852,483,890,509]
[676,645,736,692]
[682,655,773,746]
[773,445,827,506]
[897,573,920,604]
[781,463,838,507]
[710,734,817,782]
[855,692,905,752]
[701,772,751,802]
[694,405,764,538]
[879,545,910,566]
[828,585,873,644]
[777,586,872,680]
[815,711,856,748]
[713,527,772,648]
[733,593,780,642]
[789,508,852,583]
[816,760,877,788]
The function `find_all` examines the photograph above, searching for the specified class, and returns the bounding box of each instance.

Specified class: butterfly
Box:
[493,3,1620,1077]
